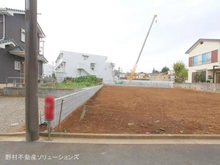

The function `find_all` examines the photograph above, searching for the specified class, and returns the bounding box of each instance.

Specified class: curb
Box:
[0,132,25,136]
[39,133,220,140]
[0,132,220,140]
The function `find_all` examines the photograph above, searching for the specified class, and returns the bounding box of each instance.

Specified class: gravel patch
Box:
[0,96,44,133]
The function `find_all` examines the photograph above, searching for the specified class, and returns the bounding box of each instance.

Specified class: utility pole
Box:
[25,0,39,141]
[213,65,219,83]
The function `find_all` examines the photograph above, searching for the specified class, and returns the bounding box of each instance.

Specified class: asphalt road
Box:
[0,142,220,165]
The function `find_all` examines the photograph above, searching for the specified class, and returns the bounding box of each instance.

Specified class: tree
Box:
[194,72,203,82]
[152,68,159,73]
[161,66,170,73]
[52,72,56,79]
[194,72,206,82]
[173,61,188,83]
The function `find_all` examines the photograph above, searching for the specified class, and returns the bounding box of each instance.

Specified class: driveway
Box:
[0,96,44,133]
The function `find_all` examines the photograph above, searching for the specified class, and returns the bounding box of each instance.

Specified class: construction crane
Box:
[129,14,158,81]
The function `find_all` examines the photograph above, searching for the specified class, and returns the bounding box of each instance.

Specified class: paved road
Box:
[0,96,44,133]
[0,142,220,165]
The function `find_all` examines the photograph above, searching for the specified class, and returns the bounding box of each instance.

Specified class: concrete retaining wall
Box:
[41,85,103,128]
[174,83,220,93]
[105,80,173,88]
[3,88,82,98]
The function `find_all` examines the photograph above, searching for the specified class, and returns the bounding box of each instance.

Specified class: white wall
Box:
[189,41,220,57]
[43,63,55,77]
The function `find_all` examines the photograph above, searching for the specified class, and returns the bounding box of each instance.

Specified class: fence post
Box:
[5,78,7,87]
[58,99,64,132]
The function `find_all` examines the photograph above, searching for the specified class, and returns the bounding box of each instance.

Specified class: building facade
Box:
[149,72,169,81]
[0,8,47,84]
[55,51,115,83]
[186,39,220,83]
[43,63,55,77]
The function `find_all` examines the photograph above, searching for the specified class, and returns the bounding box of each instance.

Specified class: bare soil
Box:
[54,86,220,134]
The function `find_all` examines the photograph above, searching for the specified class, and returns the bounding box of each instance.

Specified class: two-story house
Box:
[135,72,150,80]
[0,7,48,84]
[149,72,169,81]
[186,39,220,83]
[55,50,115,83]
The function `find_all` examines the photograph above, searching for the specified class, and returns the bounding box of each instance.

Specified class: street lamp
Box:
[213,65,219,83]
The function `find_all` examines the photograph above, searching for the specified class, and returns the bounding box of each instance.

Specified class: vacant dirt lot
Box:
[54,86,220,134]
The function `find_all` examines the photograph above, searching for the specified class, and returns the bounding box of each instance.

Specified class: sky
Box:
[1,0,220,73]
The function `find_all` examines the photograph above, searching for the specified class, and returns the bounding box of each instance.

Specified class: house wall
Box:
[38,61,43,76]
[0,13,46,83]
[43,63,54,77]
[55,51,114,83]
[188,41,220,57]
[5,14,25,48]
[0,46,24,83]
[0,15,3,39]
[187,41,220,83]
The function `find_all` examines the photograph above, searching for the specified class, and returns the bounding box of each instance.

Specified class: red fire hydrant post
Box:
[44,96,55,140]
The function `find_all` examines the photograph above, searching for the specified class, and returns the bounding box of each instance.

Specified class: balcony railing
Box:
[55,59,66,69]
[77,62,92,74]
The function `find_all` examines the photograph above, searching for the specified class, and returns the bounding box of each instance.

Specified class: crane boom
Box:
[129,14,157,81]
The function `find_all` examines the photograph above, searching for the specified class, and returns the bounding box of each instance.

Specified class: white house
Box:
[185,39,220,83]
[168,70,175,81]
[55,51,115,83]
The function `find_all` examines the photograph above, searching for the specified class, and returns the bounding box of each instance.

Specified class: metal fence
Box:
[5,75,51,87]
[6,76,24,87]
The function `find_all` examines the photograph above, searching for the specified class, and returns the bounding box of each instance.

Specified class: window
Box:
[193,52,211,66]
[14,61,21,70]
[82,55,89,60]
[90,63,95,70]
[193,56,198,66]
[21,29,25,42]
[202,52,211,64]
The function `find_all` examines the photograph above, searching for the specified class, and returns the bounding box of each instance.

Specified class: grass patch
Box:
[39,75,103,89]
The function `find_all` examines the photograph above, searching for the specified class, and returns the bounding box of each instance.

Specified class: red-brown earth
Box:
[52,86,220,134]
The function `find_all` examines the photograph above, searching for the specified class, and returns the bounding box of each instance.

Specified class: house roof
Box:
[0,38,17,44]
[0,39,17,48]
[148,72,168,77]
[185,38,220,54]
[0,7,25,16]
[0,39,48,63]
[9,47,48,63]
[0,7,46,38]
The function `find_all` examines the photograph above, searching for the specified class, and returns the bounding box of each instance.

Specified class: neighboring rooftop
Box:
[0,7,46,38]
[0,7,25,16]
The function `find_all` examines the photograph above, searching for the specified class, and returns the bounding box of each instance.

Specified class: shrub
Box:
[73,75,102,85]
